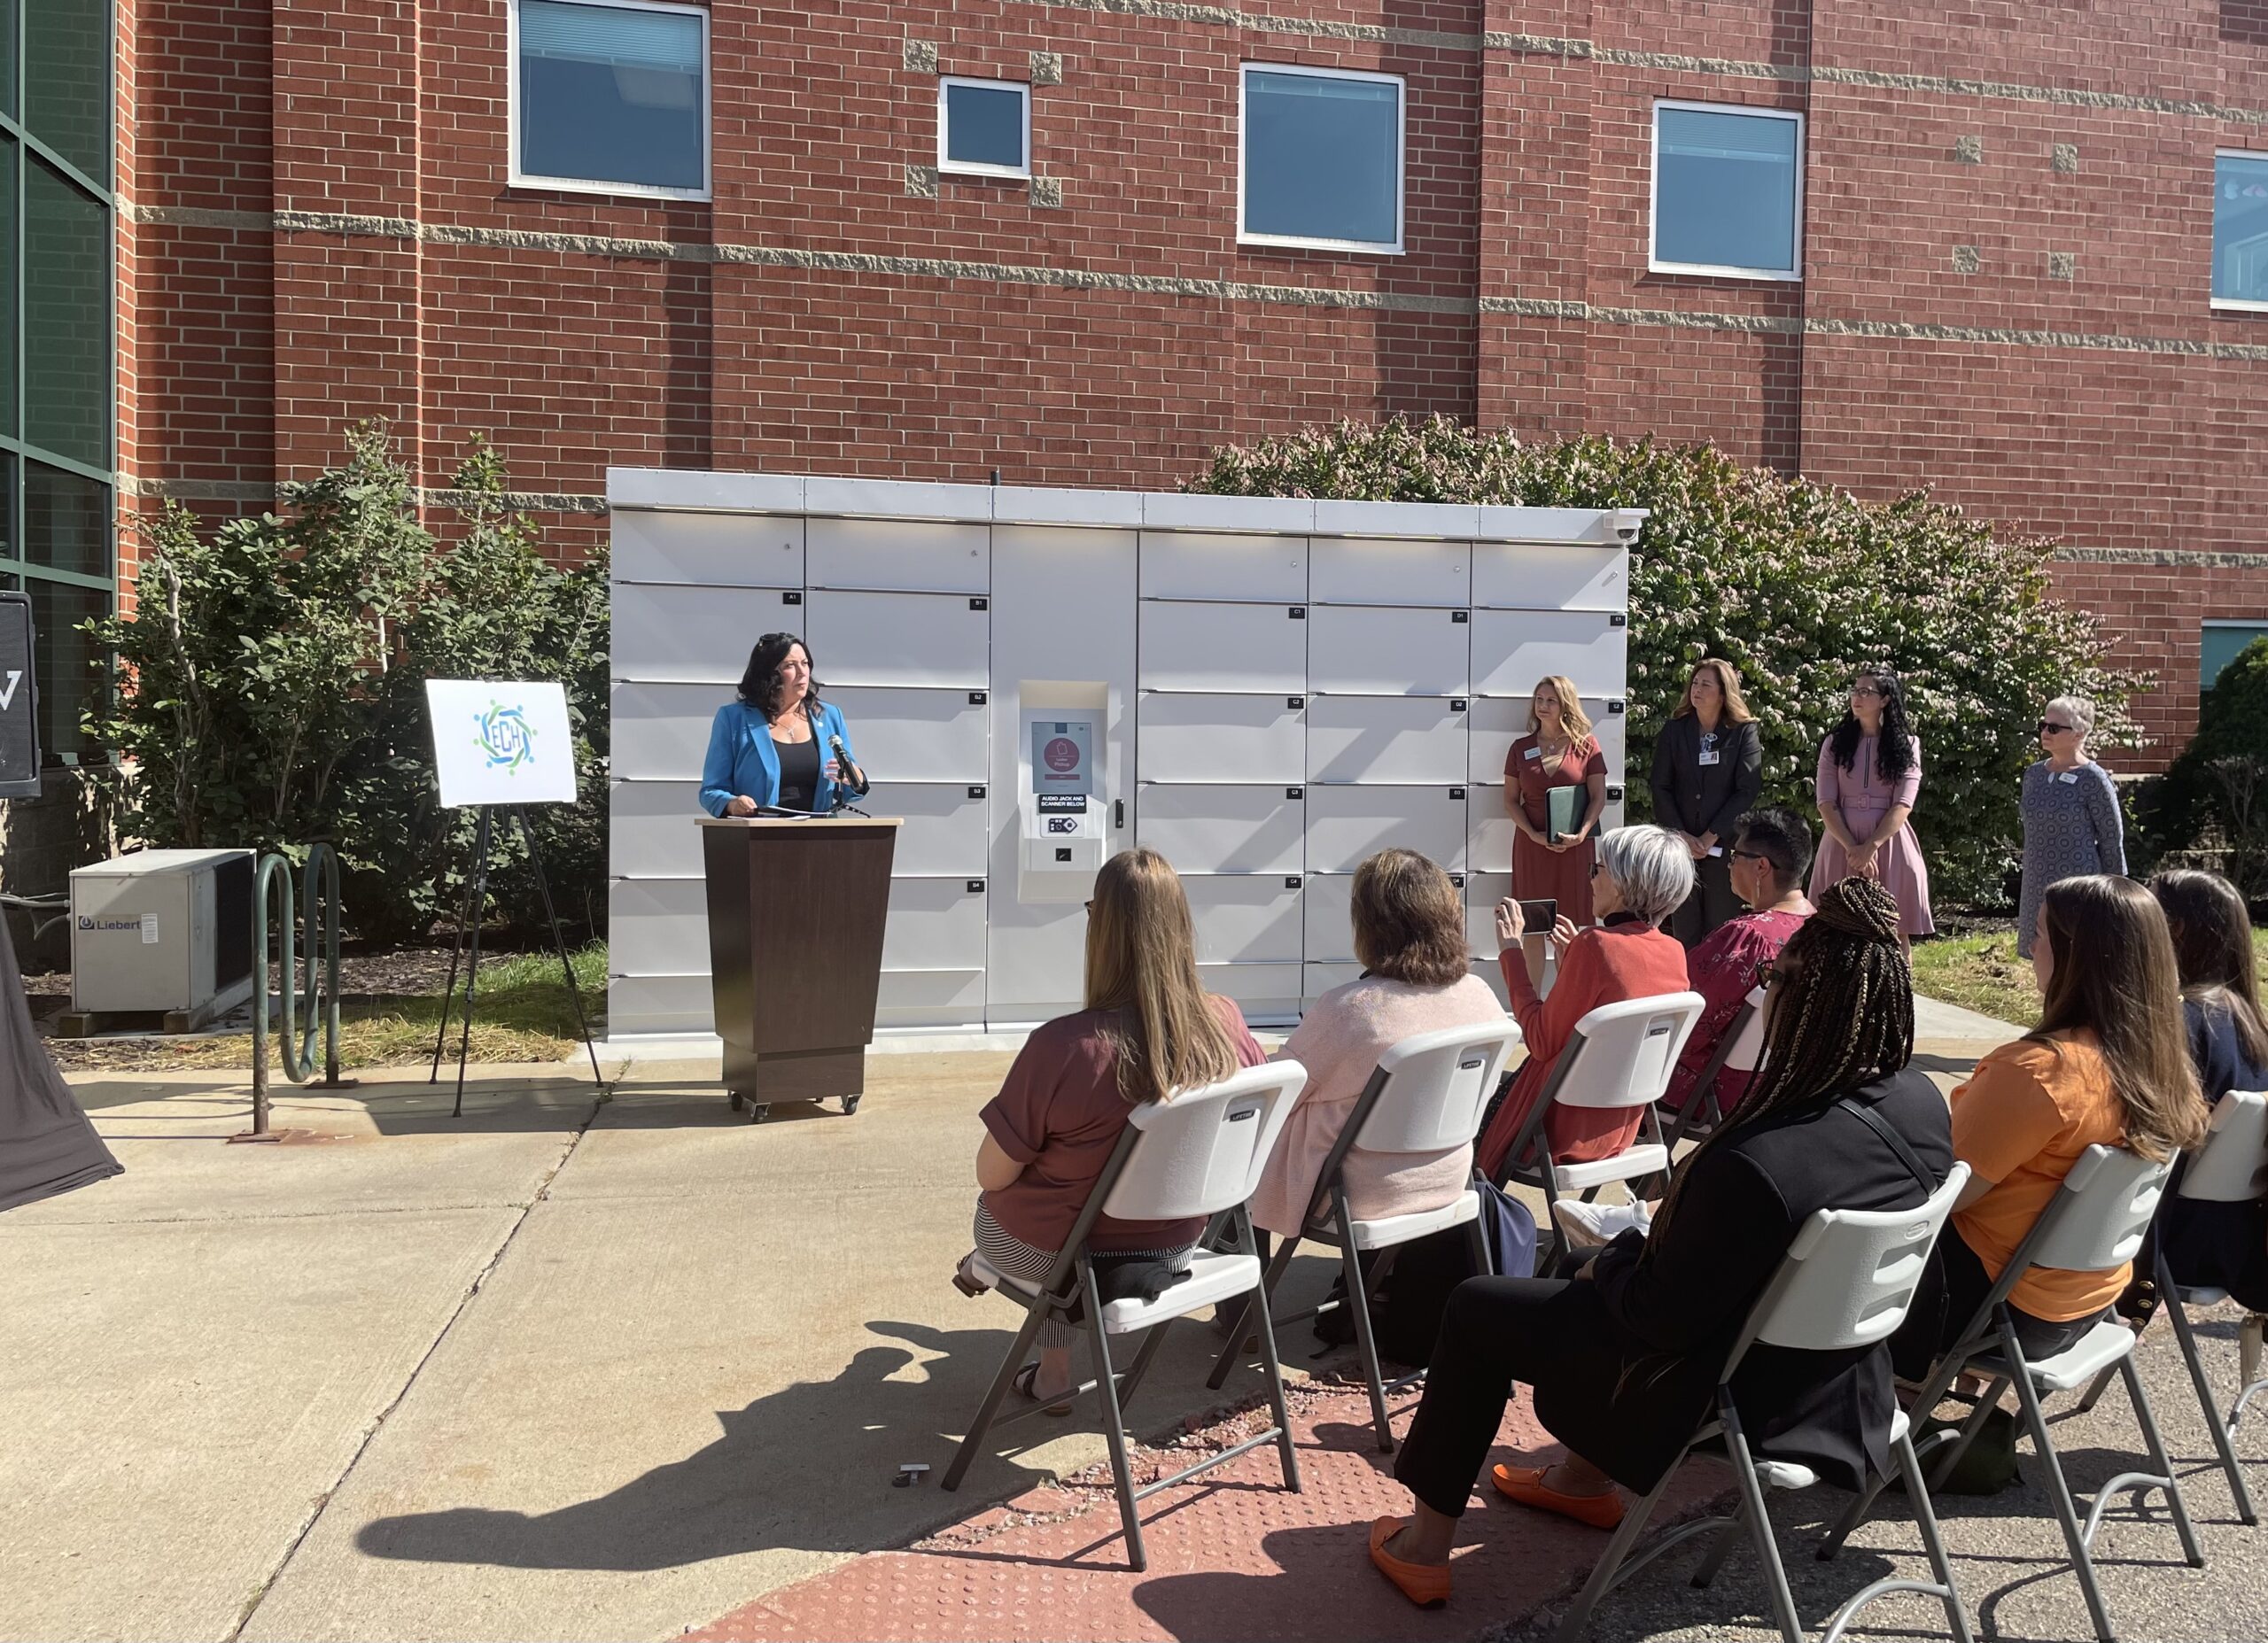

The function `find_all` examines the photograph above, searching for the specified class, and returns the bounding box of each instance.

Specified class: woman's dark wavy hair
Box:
[737,632,822,720]
[1829,665,1916,784]
[2149,869,2268,1070]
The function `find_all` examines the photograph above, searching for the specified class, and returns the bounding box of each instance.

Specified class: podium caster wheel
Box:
[748,1103,770,1125]
[727,1091,745,1112]
[841,1093,861,1117]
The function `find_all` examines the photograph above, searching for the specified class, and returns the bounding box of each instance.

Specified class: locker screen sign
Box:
[1030,719,1095,794]
[0,593,38,798]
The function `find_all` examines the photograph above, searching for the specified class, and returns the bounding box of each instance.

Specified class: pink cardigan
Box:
[1250,973,1508,1237]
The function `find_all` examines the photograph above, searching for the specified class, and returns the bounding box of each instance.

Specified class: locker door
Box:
[1305,604,1471,696]
[1137,692,1305,784]
[881,875,991,973]
[611,681,737,780]
[1472,543,1628,611]
[1304,785,1467,873]
[607,973,713,1037]
[614,585,801,685]
[1195,963,1303,1026]
[822,686,990,781]
[1179,873,1305,964]
[1467,696,1627,785]
[610,779,704,880]
[805,589,990,687]
[878,968,989,1029]
[1307,695,1467,785]
[1303,962,1367,1004]
[1138,601,1308,694]
[614,511,803,588]
[609,879,710,978]
[882,782,993,877]
[805,517,989,593]
[1139,531,1307,602]
[1135,784,1305,875]
[1302,872,1356,963]
[1309,536,1469,608]
[1470,608,1628,698]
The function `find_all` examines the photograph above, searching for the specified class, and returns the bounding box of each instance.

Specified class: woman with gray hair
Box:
[1476,825,1695,1178]
[2018,694,2124,958]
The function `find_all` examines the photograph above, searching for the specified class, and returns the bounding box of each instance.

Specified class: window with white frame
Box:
[1239,65,1403,253]
[938,78,1031,179]
[511,0,709,199]
[1651,103,1803,279]
[2213,150,2268,311]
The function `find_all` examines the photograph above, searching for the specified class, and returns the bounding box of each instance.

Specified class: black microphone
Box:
[829,735,870,797]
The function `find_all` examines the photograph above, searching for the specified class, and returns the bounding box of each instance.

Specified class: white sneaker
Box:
[1552,1198,1652,1250]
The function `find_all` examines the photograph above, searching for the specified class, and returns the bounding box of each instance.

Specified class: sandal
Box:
[952,1252,991,1298]
[1492,1464,1626,1530]
[1368,1515,1450,1608]
[1012,1361,1074,1417]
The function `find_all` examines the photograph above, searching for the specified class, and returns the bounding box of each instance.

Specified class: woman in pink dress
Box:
[1811,667,1933,946]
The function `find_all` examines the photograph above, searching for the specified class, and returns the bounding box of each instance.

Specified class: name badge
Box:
[1523,746,1542,760]
[2058,770,2078,784]
[1697,749,1720,767]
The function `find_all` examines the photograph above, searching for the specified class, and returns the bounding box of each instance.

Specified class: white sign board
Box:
[426,679,579,808]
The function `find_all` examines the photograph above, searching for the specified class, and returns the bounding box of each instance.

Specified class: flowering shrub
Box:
[1190,417,2142,905]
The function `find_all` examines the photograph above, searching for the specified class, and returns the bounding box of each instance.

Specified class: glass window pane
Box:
[942,81,1026,173]
[24,156,107,469]
[517,0,706,193]
[0,0,17,121]
[26,2,107,182]
[1655,107,1801,275]
[1243,71,1400,248]
[26,576,105,763]
[2214,153,2268,305]
[0,136,16,440]
[24,461,106,577]
[2203,624,2268,690]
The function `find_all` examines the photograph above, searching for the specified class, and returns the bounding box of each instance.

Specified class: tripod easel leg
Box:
[511,807,604,1089]
[428,841,485,1084]
[451,806,496,1120]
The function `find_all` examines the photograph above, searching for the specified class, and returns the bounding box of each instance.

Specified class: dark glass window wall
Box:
[0,0,113,763]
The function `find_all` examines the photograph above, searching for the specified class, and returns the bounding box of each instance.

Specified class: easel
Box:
[428,804,606,1117]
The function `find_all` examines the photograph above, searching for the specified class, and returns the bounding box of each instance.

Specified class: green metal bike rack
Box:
[240,842,354,1142]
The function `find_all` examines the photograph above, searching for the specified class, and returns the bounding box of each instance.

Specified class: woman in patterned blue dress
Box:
[2017,695,2125,958]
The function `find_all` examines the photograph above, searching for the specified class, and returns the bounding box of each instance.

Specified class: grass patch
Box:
[1912,926,2268,1032]
[97,944,609,1073]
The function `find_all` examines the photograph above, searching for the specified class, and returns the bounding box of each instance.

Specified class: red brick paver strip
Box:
[689,1379,1731,1642]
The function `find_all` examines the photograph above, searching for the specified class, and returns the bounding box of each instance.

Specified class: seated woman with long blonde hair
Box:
[953,848,1268,1411]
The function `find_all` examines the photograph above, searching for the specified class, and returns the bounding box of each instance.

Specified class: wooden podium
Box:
[698,816,900,1122]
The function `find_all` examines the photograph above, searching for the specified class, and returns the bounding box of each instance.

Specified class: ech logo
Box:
[474,701,537,775]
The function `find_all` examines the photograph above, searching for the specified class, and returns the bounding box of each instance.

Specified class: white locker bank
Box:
[606,471,1641,1046]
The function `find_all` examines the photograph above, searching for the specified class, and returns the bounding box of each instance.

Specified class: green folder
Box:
[1547,784,1581,845]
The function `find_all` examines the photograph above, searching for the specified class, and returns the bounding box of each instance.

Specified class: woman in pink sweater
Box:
[1251,850,1507,1237]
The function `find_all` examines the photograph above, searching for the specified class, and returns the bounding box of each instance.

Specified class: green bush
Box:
[87,425,609,942]
[1190,417,2143,905]
[2141,637,2268,897]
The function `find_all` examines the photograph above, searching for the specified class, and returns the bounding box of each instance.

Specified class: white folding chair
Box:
[1554,1163,1975,1643]
[1823,1145,2202,1643]
[1204,1019,1524,1452]
[939,1060,1307,1571]
[1496,991,1705,1270]
[1664,984,1769,1148]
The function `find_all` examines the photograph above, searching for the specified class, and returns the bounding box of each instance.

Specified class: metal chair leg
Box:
[2121,1355,2206,1568]
[1080,1259,1146,1572]
[1206,1231,1300,1391]
[1115,1314,1174,1411]
[1465,1205,1495,1279]
[2072,1362,2120,1415]
[1927,1375,2012,1493]
[941,1298,1053,1492]
[1823,1350,1971,1561]
[1686,1519,1744,1590]
[2011,1354,2118,1643]
[1334,1194,1395,1453]
[2159,1259,2258,1524]
[1549,1465,1681,1643]
[1240,1209,1303,1493]
[1721,1416,1806,1643]
[1895,1422,1978,1643]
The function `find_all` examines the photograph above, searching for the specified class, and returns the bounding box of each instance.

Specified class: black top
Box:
[1538,1066,1954,1492]
[2156,996,2268,1308]
[1650,715,1764,841]
[2188,995,2268,1104]
[773,734,821,813]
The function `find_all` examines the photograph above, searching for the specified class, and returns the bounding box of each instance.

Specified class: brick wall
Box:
[119,0,2268,763]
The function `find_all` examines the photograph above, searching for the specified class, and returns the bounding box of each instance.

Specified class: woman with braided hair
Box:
[1366,880,1955,1608]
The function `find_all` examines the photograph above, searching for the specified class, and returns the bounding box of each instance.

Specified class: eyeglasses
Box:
[1084,900,1093,913]
[1729,847,1769,864]
[1589,862,1602,880]
[1851,684,1884,698]
[2038,720,2075,735]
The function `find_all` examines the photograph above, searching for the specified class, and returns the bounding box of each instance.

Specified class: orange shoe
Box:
[1492,1464,1626,1530]
[1368,1515,1451,1608]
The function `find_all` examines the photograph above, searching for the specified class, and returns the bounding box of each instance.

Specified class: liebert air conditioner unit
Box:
[70,849,257,1027]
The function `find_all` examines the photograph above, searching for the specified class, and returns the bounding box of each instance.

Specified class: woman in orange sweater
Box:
[1476,825,1695,1181]
[1891,874,2208,1375]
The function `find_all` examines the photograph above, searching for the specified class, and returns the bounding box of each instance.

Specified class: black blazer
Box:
[1533,1068,1953,1493]
[1650,715,1762,842]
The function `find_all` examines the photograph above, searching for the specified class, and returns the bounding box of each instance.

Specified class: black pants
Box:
[1393,1275,1587,1519]
[1889,1222,2103,1383]
[1669,852,1741,949]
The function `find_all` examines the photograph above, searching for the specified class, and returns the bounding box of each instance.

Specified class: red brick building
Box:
[105,0,2268,773]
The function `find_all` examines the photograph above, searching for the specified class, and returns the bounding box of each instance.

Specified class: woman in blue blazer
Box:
[700,632,869,816]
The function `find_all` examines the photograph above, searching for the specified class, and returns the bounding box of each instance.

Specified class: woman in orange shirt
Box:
[1891,875,2207,1376]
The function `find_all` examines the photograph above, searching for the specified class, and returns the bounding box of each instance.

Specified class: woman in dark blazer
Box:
[1650,657,1764,947]
[1365,880,1954,1608]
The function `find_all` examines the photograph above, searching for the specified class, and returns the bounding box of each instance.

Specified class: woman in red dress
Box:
[1504,674,1610,926]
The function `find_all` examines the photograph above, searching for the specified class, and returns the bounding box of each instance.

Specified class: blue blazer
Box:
[699,698,862,816]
